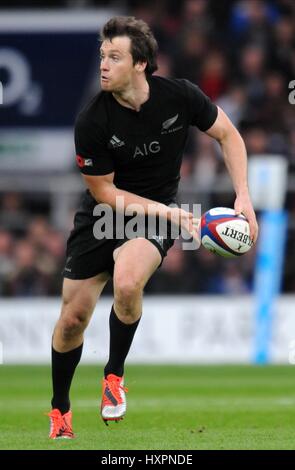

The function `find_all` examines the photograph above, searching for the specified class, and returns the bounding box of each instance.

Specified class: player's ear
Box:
[134,61,147,73]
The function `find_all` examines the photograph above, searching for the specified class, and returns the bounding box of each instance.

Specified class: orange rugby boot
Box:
[101,374,128,425]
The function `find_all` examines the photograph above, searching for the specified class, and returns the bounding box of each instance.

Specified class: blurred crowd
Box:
[0,193,65,296]
[1,0,295,296]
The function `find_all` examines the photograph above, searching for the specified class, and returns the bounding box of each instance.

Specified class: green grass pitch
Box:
[0,364,294,450]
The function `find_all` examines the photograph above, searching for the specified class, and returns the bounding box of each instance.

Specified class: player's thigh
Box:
[113,238,162,291]
[61,271,110,320]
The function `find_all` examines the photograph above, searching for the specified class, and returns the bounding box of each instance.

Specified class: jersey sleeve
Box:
[182,79,218,131]
[74,115,114,175]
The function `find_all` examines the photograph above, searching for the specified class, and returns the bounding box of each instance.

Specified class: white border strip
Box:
[0,9,121,32]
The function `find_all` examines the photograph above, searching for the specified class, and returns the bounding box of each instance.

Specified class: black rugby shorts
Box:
[63,207,178,280]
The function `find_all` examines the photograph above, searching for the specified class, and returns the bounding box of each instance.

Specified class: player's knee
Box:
[114,276,142,308]
[62,316,87,341]
[60,311,89,341]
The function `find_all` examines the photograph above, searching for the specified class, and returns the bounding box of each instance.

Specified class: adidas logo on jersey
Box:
[109,135,125,148]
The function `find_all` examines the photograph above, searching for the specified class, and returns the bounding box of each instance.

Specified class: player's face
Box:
[99,37,137,92]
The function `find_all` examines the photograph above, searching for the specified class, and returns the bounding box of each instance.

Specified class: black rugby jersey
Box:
[75,75,218,207]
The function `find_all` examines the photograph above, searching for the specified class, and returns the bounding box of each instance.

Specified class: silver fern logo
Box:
[162,114,179,130]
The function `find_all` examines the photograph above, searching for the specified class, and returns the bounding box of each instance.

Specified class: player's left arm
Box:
[205,106,258,243]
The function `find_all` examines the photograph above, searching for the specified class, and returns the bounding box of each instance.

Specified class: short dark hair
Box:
[101,16,158,75]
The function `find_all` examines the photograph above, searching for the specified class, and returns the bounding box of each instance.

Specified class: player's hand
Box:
[234,193,258,243]
[169,207,200,243]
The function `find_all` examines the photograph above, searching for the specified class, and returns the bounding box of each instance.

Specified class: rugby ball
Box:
[200,207,253,258]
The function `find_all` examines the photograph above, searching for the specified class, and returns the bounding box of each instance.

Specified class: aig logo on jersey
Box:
[133,141,160,158]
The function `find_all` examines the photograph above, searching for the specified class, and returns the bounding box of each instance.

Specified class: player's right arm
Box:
[82,172,199,242]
